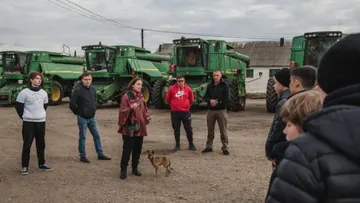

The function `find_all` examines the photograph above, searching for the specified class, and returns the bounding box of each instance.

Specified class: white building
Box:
[154,40,292,98]
[230,41,291,98]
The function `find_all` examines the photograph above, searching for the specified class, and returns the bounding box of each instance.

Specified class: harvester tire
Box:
[49,81,64,105]
[69,80,82,101]
[228,79,245,112]
[152,79,167,109]
[266,78,278,113]
[114,84,128,104]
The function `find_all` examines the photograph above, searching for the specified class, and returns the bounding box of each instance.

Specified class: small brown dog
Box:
[147,150,173,177]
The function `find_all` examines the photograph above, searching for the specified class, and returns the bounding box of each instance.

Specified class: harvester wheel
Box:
[151,79,167,109]
[49,81,64,105]
[142,80,151,104]
[266,78,278,113]
[114,84,128,104]
[69,80,82,101]
[228,79,245,112]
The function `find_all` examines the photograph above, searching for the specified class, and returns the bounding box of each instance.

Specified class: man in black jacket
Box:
[202,70,230,155]
[69,73,111,163]
[266,33,360,203]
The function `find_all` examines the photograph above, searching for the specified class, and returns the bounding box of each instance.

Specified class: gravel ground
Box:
[0,99,273,203]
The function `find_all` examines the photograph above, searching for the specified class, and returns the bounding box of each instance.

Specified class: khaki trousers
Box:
[205,109,228,150]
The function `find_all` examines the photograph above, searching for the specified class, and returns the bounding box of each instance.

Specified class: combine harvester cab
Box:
[77,42,170,106]
[0,49,86,106]
[152,36,250,112]
[266,31,344,113]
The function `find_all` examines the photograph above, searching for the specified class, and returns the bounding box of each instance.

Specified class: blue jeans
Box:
[77,116,104,158]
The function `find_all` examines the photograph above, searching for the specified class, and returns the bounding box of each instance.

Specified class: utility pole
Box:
[141,28,144,48]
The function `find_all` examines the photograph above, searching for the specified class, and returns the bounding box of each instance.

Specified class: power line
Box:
[48,0,119,27]
[49,0,293,40]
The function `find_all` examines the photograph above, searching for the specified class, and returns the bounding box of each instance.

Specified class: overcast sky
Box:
[1,0,359,55]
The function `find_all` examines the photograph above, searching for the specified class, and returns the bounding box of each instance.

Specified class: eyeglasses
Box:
[177,80,184,83]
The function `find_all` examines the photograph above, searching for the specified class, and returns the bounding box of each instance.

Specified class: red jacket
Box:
[165,82,194,111]
[118,90,150,137]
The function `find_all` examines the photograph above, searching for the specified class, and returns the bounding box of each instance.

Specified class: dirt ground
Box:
[0,99,274,203]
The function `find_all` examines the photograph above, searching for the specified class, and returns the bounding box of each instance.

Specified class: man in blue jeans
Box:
[69,72,111,163]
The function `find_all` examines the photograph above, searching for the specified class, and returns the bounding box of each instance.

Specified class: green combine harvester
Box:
[76,42,170,105]
[151,36,250,112]
[0,60,4,88]
[266,31,345,113]
[0,49,85,105]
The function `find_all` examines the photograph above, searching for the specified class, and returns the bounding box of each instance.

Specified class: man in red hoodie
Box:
[166,75,196,151]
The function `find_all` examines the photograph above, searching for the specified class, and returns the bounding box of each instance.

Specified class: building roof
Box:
[154,40,292,67]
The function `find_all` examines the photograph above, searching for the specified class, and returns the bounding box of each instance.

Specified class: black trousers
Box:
[22,121,46,167]
[120,135,143,171]
[171,111,193,146]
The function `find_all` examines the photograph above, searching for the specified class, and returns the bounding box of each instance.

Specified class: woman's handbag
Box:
[125,108,140,136]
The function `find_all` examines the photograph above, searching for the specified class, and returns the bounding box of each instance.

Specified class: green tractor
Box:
[76,42,170,105]
[0,49,86,105]
[151,36,250,112]
[265,31,345,113]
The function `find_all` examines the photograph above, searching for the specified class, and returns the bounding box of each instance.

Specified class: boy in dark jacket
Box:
[264,90,322,200]
[265,68,291,167]
[266,33,360,203]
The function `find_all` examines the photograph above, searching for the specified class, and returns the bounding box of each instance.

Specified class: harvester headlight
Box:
[18,80,23,84]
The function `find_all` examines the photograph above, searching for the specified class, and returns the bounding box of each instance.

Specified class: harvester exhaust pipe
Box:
[280,38,284,47]
[74,50,77,57]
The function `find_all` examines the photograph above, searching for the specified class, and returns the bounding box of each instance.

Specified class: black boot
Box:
[174,134,180,151]
[132,168,142,176]
[189,142,196,151]
[120,168,127,179]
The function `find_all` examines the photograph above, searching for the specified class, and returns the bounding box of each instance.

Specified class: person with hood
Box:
[165,75,196,151]
[118,77,151,180]
[201,70,231,155]
[266,33,360,202]
[265,68,291,168]
[15,71,53,175]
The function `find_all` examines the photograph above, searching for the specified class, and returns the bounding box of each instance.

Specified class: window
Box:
[269,69,281,77]
[246,69,254,78]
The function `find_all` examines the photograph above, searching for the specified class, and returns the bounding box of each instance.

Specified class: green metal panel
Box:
[135,53,170,61]
[40,62,84,80]
[0,82,26,105]
[290,35,305,66]
[127,58,163,78]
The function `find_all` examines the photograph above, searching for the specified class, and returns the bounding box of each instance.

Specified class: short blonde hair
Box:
[280,90,322,127]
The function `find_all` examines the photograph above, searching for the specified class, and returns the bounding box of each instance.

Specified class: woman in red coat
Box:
[118,77,151,179]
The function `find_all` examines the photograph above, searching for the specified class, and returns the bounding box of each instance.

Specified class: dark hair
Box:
[29,71,43,80]
[176,75,184,79]
[28,71,43,86]
[290,65,317,89]
[127,77,143,89]
[81,72,92,79]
